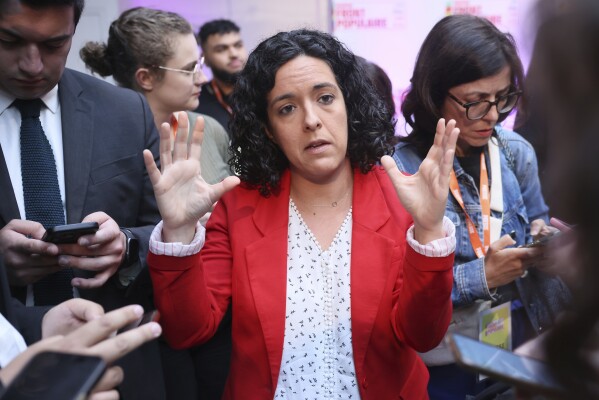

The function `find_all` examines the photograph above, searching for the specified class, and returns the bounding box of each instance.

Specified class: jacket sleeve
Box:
[11,298,48,345]
[147,200,232,349]
[392,240,455,352]
[452,257,498,307]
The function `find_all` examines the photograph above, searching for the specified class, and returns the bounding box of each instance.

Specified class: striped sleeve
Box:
[149,220,205,257]
[406,216,456,257]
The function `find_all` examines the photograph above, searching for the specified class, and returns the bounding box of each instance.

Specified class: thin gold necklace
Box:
[291,188,351,216]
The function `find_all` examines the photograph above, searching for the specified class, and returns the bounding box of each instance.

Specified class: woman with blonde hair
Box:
[81,7,230,185]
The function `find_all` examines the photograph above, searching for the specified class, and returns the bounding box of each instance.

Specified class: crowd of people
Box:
[0,0,597,399]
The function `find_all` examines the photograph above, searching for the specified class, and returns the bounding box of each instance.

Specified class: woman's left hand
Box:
[381,118,459,244]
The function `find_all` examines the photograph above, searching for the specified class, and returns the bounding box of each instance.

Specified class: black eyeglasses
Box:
[447,90,522,120]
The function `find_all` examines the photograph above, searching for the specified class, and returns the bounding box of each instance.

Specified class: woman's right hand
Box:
[143,113,239,243]
[484,234,542,289]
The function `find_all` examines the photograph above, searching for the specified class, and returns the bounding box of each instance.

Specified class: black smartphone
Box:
[117,310,160,334]
[1,351,106,400]
[520,230,562,248]
[42,222,99,244]
[447,333,565,396]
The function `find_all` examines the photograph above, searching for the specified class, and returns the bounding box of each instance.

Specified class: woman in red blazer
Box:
[144,29,459,399]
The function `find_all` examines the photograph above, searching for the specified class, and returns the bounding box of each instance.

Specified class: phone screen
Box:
[2,351,106,400]
[449,334,564,395]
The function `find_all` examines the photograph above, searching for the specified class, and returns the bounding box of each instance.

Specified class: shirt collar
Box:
[0,84,59,115]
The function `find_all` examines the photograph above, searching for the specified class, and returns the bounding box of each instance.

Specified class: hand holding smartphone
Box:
[42,222,99,244]
[520,230,562,248]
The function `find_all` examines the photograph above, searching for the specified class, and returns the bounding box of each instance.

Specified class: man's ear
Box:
[135,68,154,91]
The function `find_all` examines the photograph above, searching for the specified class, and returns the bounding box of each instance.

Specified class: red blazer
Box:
[149,167,454,400]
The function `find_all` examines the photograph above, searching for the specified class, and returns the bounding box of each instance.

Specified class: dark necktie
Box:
[15,98,74,306]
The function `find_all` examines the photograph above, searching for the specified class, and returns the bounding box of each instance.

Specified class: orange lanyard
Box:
[211,81,233,115]
[449,152,491,258]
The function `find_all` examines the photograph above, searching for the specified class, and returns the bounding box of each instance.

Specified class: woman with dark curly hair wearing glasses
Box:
[393,14,571,400]
[143,29,461,399]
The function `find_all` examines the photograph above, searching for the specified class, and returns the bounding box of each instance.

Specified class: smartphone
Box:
[520,230,562,248]
[42,222,99,244]
[447,333,565,396]
[1,351,106,400]
[117,310,160,334]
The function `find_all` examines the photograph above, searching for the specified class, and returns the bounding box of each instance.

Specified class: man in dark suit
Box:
[0,1,164,398]
[0,0,159,305]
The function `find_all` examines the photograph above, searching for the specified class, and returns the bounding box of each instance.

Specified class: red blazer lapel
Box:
[246,171,291,391]
[350,169,396,371]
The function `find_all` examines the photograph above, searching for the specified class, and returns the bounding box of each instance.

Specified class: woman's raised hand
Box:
[143,113,239,243]
[381,118,459,244]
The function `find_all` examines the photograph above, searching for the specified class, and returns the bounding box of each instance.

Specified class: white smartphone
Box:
[447,333,565,396]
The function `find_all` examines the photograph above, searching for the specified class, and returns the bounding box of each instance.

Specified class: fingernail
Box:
[79,238,88,246]
[58,256,69,266]
[47,245,58,255]
[149,322,162,337]
[132,305,144,317]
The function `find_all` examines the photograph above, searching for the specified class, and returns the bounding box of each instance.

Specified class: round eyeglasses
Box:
[447,90,522,120]
[154,56,205,77]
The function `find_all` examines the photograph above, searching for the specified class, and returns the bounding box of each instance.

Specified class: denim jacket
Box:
[393,126,570,336]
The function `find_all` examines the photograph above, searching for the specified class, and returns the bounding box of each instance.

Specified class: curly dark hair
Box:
[229,29,395,197]
[401,14,524,157]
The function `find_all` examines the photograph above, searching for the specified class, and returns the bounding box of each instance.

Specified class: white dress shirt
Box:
[0,313,27,368]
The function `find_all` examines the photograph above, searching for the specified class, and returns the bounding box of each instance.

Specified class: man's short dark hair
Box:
[197,19,240,46]
[12,0,85,24]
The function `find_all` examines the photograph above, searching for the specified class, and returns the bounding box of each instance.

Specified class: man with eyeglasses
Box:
[195,19,248,136]
[0,1,165,398]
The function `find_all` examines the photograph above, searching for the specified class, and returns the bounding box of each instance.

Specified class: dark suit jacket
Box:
[0,69,164,399]
[149,167,455,400]
[0,68,160,308]
[0,259,46,345]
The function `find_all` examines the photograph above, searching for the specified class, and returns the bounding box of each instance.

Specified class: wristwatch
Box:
[119,228,139,268]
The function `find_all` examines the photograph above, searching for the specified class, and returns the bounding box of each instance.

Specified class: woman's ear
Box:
[135,68,154,91]
[264,125,276,143]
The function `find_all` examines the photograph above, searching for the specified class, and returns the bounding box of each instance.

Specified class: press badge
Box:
[479,301,512,351]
